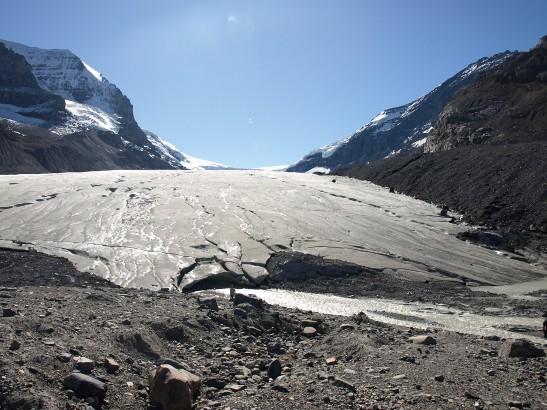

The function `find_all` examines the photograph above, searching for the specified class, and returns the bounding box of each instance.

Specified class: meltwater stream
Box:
[214,289,546,344]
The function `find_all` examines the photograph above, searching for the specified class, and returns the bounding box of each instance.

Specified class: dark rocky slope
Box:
[337,38,547,250]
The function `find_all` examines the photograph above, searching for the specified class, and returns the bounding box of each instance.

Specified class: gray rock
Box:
[104,357,120,373]
[198,296,219,311]
[408,335,437,345]
[2,307,17,317]
[499,339,545,358]
[233,293,264,310]
[332,377,355,391]
[268,358,282,379]
[9,340,21,351]
[302,327,318,338]
[74,357,95,373]
[63,372,106,400]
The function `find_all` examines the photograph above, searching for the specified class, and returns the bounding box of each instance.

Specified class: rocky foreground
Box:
[0,249,546,410]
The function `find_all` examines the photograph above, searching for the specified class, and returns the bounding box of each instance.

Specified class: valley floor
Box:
[0,170,546,409]
[0,249,546,410]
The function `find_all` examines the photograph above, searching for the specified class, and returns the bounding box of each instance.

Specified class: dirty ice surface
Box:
[0,170,545,294]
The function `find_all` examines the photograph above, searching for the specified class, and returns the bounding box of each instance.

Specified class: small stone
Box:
[267,358,282,379]
[57,353,72,363]
[225,383,246,392]
[75,357,95,373]
[408,335,436,345]
[302,327,317,338]
[325,357,337,366]
[301,319,320,328]
[272,380,289,393]
[2,307,17,317]
[43,339,55,346]
[234,307,247,318]
[233,293,263,310]
[340,323,355,330]
[198,296,219,311]
[332,377,355,391]
[393,374,407,380]
[104,357,120,373]
[121,319,131,325]
[508,401,525,409]
[487,369,496,376]
[434,375,444,382]
[9,340,21,351]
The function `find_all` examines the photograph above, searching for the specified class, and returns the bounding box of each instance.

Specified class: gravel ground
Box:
[0,249,546,410]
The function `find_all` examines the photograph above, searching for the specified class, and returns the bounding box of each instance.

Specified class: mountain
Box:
[0,39,220,174]
[287,51,517,173]
[337,37,547,245]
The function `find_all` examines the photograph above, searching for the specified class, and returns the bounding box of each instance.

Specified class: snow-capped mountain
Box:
[287,51,517,173]
[0,39,221,174]
[144,130,230,170]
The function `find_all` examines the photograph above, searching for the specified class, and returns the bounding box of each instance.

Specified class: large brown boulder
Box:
[149,364,201,410]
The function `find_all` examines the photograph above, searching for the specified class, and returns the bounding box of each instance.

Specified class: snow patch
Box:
[255,165,289,171]
[144,130,229,170]
[82,61,103,81]
[0,103,47,126]
[58,100,121,134]
[306,167,330,174]
[411,137,427,148]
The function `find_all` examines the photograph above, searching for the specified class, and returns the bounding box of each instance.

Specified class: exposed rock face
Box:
[288,51,516,173]
[425,43,547,153]
[0,43,65,125]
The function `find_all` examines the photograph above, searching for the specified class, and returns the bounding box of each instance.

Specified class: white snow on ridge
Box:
[255,165,289,171]
[411,137,427,148]
[144,130,229,170]
[180,152,229,170]
[2,39,121,115]
[82,61,103,81]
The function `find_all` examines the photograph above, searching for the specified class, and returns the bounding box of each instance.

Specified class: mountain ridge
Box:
[287,50,517,173]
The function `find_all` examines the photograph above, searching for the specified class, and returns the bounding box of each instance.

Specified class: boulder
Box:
[408,335,437,345]
[149,364,201,410]
[499,339,545,358]
[63,372,106,400]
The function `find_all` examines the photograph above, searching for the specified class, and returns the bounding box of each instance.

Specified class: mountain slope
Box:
[287,51,516,173]
[0,39,222,174]
[337,37,547,245]
[144,130,230,170]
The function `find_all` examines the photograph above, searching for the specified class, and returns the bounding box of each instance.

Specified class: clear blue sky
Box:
[2,1,547,167]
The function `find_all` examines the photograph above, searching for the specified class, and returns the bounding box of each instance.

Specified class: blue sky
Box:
[2,1,547,167]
